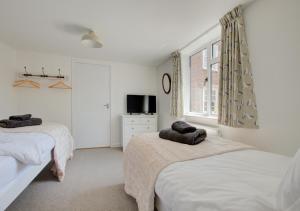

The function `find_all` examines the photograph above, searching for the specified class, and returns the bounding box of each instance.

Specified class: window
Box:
[212,41,220,59]
[189,40,220,116]
[190,49,208,113]
[202,87,217,114]
[202,49,208,69]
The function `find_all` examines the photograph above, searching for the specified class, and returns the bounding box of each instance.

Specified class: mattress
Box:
[155,149,291,211]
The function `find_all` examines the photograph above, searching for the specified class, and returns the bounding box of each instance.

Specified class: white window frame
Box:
[211,88,217,115]
[187,38,220,118]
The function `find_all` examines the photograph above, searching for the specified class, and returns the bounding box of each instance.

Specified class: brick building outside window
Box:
[190,40,220,116]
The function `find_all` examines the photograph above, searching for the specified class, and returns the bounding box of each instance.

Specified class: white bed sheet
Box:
[0,156,24,188]
[0,150,53,210]
[0,133,54,189]
[0,132,55,165]
[155,149,291,211]
[0,150,53,187]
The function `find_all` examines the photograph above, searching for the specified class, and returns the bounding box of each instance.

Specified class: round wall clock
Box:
[162,73,171,94]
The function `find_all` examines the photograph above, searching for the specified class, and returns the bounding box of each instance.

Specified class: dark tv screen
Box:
[127,95,156,114]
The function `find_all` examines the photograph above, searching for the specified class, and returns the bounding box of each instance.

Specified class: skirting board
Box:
[0,152,52,211]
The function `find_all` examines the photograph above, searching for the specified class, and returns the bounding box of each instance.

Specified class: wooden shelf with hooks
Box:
[14,66,72,89]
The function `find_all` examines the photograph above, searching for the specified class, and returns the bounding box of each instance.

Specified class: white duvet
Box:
[0,132,55,165]
[0,123,74,181]
[155,150,291,211]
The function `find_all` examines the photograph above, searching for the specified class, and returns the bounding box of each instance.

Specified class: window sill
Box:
[185,112,217,119]
[184,113,218,127]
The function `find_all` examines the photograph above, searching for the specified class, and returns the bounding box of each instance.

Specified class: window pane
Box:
[211,63,220,115]
[202,49,208,69]
[190,49,208,113]
[212,41,221,59]
[203,87,208,113]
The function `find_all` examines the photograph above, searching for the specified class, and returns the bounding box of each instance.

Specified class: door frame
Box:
[71,59,112,148]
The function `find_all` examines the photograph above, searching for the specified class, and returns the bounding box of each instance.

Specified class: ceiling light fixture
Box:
[81,31,103,48]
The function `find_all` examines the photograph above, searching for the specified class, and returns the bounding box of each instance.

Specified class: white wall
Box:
[13,52,157,147]
[0,42,17,119]
[157,59,177,129]
[220,0,300,156]
[72,58,157,147]
[15,50,72,129]
[110,62,157,146]
[157,0,300,156]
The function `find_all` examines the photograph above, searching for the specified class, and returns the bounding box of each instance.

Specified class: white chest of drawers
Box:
[122,114,157,151]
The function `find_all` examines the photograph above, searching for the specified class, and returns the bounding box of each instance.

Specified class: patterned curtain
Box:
[170,51,183,117]
[218,5,258,128]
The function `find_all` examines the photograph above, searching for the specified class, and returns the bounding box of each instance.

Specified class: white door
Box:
[72,62,110,149]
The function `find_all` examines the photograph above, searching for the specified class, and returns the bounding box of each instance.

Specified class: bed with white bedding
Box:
[0,156,25,188]
[0,123,73,210]
[0,133,55,184]
[124,132,300,211]
[124,133,253,211]
[0,152,53,210]
[155,149,291,211]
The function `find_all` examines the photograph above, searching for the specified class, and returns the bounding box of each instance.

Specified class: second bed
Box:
[155,149,291,211]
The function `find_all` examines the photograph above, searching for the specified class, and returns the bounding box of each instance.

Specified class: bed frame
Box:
[0,152,52,210]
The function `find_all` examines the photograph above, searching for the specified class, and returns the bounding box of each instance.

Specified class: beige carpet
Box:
[7,148,138,211]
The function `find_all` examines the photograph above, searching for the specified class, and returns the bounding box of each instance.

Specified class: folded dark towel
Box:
[159,128,207,145]
[0,118,42,128]
[171,121,196,133]
[9,114,32,121]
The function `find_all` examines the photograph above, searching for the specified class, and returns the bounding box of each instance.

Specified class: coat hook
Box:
[23,66,32,77]
[57,68,64,78]
[41,67,48,77]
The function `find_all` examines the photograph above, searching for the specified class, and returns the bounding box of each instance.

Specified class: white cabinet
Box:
[122,115,157,151]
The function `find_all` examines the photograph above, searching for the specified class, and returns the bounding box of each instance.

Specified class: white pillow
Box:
[277,149,300,211]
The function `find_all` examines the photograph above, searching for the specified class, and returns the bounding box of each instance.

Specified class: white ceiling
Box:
[0,0,253,66]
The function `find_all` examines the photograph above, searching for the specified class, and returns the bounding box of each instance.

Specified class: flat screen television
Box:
[127,95,156,114]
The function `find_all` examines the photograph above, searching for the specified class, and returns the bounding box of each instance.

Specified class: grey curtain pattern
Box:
[170,51,183,117]
[218,5,258,128]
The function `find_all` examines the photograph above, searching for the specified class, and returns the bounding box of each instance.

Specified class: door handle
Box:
[104,103,110,109]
